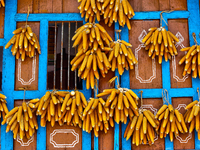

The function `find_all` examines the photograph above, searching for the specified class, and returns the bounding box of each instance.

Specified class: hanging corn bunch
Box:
[179,33,200,78]
[142,12,179,64]
[82,97,114,137]
[59,90,88,128]
[124,91,158,146]
[108,31,137,75]
[184,88,200,139]
[0,93,9,120]
[5,25,41,61]
[155,89,187,142]
[78,0,103,23]
[5,8,41,61]
[0,0,5,7]
[72,22,112,50]
[2,99,39,140]
[37,91,69,127]
[102,0,134,29]
[71,22,113,89]
[97,76,139,124]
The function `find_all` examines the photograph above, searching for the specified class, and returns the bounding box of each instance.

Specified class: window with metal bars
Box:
[47,22,83,90]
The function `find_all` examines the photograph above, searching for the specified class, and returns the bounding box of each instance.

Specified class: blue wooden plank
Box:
[161,15,174,150]
[1,0,17,149]
[82,79,92,150]
[187,0,200,149]
[38,19,49,97]
[114,22,120,150]
[0,39,5,46]
[15,13,83,22]
[131,11,189,20]
[37,116,46,150]
[94,79,98,150]
[169,88,194,97]
[120,24,131,150]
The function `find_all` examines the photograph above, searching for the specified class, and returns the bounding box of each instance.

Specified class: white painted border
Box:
[50,129,79,148]
[18,54,36,85]
[17,134,34,146]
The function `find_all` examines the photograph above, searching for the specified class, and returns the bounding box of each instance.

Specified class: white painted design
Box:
[18,54,36,85]
[50,129,79,148]
[175,104,192,143]
[172,32,189,82]
[140,105,158,143]
[135,30,156,83]
[17,135,34,146]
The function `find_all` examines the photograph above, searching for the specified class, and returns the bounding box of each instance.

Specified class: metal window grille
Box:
[47,21,83,90]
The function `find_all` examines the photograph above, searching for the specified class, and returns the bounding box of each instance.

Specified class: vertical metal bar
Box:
[75,22,78,89]
[60,22,64,90]
[67,22,71,90]
[53,22,57,89]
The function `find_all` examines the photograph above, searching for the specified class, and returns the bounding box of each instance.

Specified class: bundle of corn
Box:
[102,0,134,29]
[2,99,39,140]
[71,22,113,89]
[37,91,69,127]
[184,88,200,139]
[108,39,137,75]
[5,26,41,61]
[97,76,139,124]
[142,27,179,64]
[82,97,114,137]
[59,90,88,128]
[155,90,187,142]
[0,0,5,7]
[179,33,200,78]
[0,93,9,119]
[124,91,158,146]
[72,22,112,51]
[78,0,102,23]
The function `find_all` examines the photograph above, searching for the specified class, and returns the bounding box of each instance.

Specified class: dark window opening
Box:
[47,22,83,90]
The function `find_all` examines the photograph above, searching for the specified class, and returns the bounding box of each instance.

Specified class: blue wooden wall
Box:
[0,0,199,150]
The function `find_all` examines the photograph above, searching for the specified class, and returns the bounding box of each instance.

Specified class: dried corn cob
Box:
[108,39,138,75]
[96,76,139,124]
[0,0,5,7]
[155,90,187,142]
[82,97,113,137]
[102,0,134,29]
[5,26,41,61]
[179,44,200,78]
[71,22,113,89]
[124,92,157,146]
[142,27,179,64]
[2,99,39,140]
[78,0,103,23]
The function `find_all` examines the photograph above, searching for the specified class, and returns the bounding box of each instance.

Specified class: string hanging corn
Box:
[179,33,200,78]
[5,26,41,61]
[59,90,88,128]
[0,0,5,7]
[124,91,158,146]
[155,90,187,142]
[82,97,113,137]
[78,0,103,23]
[2,99,39,140]
[142,27,179,64]
[96,76,139,124]
[184,88,200,140]
[102,0,134,29]
[108,39,138,75]
[71,22,113,89]
[36,91,69,127]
